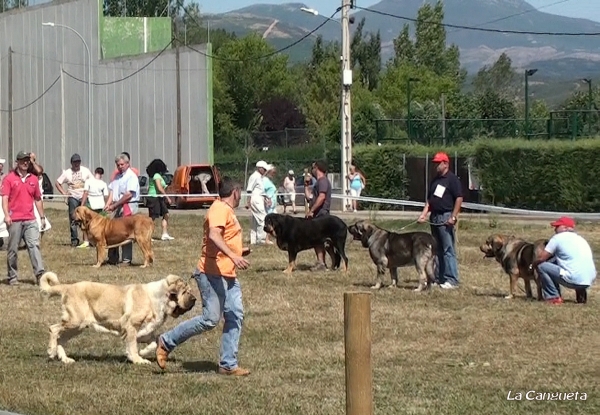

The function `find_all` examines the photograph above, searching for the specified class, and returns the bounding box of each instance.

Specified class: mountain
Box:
[204,0,600,74]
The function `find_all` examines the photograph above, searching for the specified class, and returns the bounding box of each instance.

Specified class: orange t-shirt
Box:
[197,199,243,278]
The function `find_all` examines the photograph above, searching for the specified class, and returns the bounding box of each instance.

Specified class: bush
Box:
[473,138,600,212]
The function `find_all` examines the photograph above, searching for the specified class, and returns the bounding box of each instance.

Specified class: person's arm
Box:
[29,153,43,176]
[33,185,46,229]
[307,180,326,217]
[2,194,10,226]
[55,171,67,196]
[154,175,172,205]
[206,209,249,269]
[111,176,136,210]
[81,180,90,207]
[449,176,463,225]
[104,182,114,211]
[532,238,557,269]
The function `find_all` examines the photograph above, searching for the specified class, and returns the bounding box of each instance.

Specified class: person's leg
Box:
[430,224,445,285]
[6,222,24,284]
[553,275,589,304]
[251,196,267,244]
[121,205,138,264]
[219,278,249,375]
[438,225,459,287]
[156,272,224,369]
[67,197,81,246]
[537,262,563,301]
[160,199,174,240]
[23,220,44,284]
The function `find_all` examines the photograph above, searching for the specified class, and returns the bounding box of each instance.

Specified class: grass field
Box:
[0,210,599,415]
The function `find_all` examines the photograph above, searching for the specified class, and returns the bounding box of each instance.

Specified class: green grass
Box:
[0,210,598,414]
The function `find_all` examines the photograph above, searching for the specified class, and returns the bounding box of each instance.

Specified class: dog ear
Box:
[165,274,182,292]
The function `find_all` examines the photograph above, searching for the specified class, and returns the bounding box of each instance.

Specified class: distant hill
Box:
[204,0,600,78]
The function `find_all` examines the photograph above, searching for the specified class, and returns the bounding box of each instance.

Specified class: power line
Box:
[63,39,174,85]
[355,5,600,36]
[0,74,61,112]
[184,7,342,62]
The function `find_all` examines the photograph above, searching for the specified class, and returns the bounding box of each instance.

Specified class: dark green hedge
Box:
[473,138,600,212]
[215,138,600,212]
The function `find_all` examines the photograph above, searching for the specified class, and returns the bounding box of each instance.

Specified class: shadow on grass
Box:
[181,360,219,373]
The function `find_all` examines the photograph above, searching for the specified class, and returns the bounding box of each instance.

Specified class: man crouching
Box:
[532,216,596,304]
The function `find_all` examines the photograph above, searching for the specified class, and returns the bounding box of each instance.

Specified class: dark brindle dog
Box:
[348,220,437,292]
[480,234,549,300]
[263,213,349,273]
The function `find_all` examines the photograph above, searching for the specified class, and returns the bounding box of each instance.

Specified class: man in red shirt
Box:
[1,151,46,285]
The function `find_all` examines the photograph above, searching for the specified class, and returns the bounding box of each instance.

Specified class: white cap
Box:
[288,170,294,175]
[266,164,275,171]
[0,158,5,164]
[256,160,268,170]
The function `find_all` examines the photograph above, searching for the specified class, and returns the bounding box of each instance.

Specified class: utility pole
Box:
[173,14,182,167]
[7,46,13,162]
[340,0,353,212]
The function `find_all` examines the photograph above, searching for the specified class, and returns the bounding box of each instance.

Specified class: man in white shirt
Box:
[533,216,596,304]
[55,153,93,247]
[282,170,296,214]
[105,154,140,266]
[245,160,268,245]
[78,167,109,248]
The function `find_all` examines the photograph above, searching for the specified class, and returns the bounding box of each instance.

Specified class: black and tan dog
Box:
[480,234,549,300]
[263,213,349,273]
[348,220,437,292]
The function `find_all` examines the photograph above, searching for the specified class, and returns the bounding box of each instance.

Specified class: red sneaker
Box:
[545,297,564,305]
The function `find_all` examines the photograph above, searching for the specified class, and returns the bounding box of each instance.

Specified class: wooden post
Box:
[8,46,13,163]
[344,291,373,415]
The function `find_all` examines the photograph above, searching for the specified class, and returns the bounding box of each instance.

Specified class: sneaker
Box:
[71,240,80,247]
[218,366,251,377]
[155,337,170,370]
[7,279,19,286]
[161,234,174,241]
[576,289,587,304]
[77,241,90,248]
[545,297,564,305]
[440,282,459,290]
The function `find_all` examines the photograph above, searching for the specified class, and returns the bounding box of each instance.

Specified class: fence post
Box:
[344,291,373,415]
[424,153,429,203]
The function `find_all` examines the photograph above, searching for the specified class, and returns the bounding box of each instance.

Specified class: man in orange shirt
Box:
[156,177,251,376]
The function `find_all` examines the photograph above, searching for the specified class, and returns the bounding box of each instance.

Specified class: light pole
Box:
[301,3,354,211]
[43,22,93,166]
[524,68,537,139]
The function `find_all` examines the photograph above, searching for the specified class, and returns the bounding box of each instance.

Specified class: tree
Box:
[350,18,382,91]
[473,53,518,99]
[392,24,414,66]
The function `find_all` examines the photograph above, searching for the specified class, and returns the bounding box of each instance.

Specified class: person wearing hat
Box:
[417,151,463,289]
[245,160,269,244]
[55,153,93,247]
[532,217,596,304]
[1,151,46,285]
[283,170,297,214]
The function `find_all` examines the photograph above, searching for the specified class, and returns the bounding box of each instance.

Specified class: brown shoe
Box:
[218,366,250,376]
[155,338,170,370]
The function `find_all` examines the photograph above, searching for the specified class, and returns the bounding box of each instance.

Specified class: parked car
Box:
[277,175,316,209]
[40,172,54,200]
[165,164,221,209]
[138,173,173,207]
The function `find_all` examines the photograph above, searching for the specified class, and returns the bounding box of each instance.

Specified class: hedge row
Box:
[215,138,600,212]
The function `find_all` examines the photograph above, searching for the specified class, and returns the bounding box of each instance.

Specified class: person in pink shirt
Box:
[1,151,46,285]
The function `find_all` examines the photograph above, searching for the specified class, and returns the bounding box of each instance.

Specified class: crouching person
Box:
[533,216,596,304]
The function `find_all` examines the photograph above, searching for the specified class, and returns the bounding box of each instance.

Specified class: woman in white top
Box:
[77,167,109,248]
[245,160,269,245]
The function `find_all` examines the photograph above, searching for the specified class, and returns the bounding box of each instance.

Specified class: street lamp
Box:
[407,77,420,140]
[524,68,537,138]
[43,22,93,166]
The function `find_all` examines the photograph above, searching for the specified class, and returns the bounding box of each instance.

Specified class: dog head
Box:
[72,206,95,230]
[263,213,282,238]
[348,220,376,248]
[480,234,512,259]
[165,274,196,318]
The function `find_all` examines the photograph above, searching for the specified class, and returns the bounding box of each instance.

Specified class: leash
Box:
[397,219,461,258]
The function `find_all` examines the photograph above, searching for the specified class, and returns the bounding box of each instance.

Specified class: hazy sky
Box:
[197,0,600,23]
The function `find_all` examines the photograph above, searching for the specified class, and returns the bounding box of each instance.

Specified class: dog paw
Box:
[370,284,382,290]
[92,264,101,268]
[504,295,514,300]
[61,357,75,364]
[133,358,152,365]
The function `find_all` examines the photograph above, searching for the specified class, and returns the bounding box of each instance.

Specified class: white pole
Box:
[341,0,352,212]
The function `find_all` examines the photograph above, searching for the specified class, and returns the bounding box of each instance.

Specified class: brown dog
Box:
[40,271,196,364]
[480,234,548,300]
[72,206,154,268]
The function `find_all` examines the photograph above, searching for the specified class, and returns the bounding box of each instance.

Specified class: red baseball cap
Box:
[550,216,575,228]
[432,152,449,163]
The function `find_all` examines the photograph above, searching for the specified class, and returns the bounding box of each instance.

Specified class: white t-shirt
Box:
[246,171,265,198]
[545,231,597,286]
[283,176,295,193]
[56,166,93,199]
[84,177,109,210]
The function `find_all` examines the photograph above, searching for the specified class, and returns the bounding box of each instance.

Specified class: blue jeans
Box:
[537,261,589,300]
[160,271,244,370]
[430,212,459,286]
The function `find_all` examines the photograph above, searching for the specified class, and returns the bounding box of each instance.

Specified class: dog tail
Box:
[39,272,65,297]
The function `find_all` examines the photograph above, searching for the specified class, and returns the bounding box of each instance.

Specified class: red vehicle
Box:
[165,164,220,208]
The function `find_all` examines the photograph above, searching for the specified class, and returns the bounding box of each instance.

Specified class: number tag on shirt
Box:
[433,184,446,198]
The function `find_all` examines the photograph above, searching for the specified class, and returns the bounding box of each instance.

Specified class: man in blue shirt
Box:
[532,216,596,304]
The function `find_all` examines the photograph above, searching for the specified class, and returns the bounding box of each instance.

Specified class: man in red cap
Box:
[532,216,596,304]
[418,152,463,289]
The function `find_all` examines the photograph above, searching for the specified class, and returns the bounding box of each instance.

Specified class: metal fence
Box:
[375,112,600,145]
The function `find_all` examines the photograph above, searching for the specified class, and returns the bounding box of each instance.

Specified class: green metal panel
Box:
[101,16,172,59]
